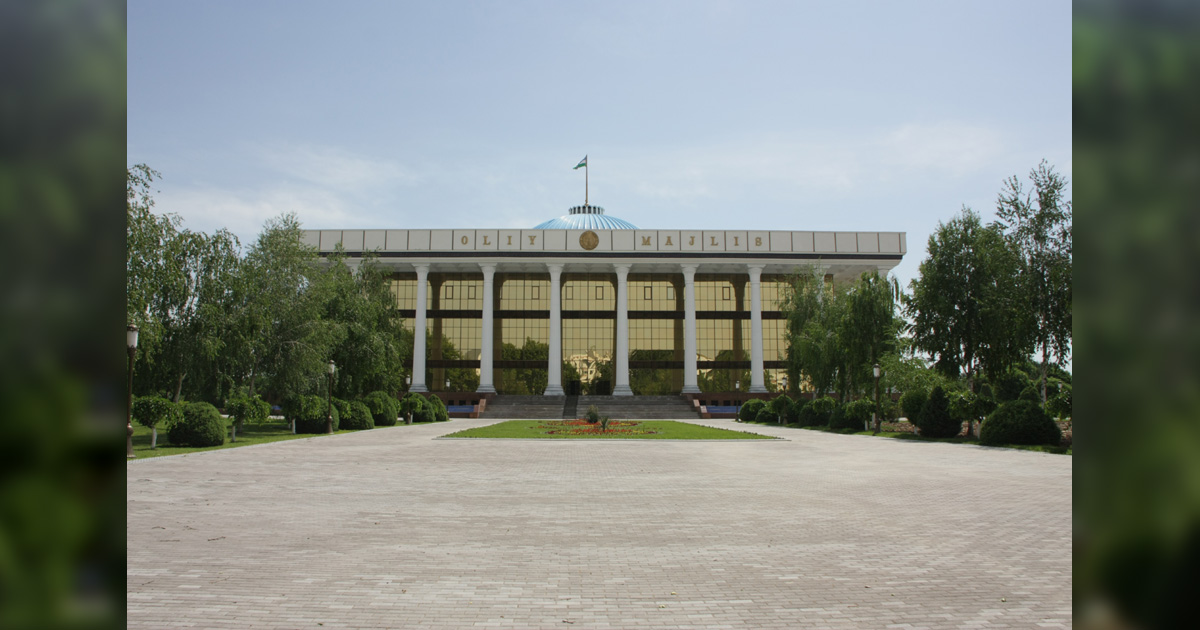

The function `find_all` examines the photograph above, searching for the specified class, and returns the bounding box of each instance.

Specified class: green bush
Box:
[1047,385,1072,420]
[288,394,340,434]
[166,402,226,447]
[880,398,900,421]
[738,398,766,422]
[226,395,270,429]
[899,388,927,420]
[399,393,427,423]
[132,396,181,430]
[754,406,776,424]
[980,400,1062,446]
[584,404,600,423]
[836,399,874,430]
[801,396,836,427]
[427,395,449,422]
[363,391,400,426]
[948,390,978,422]
[1018,385,1041,403]
[785,397,805,424]
[914,386,961,438]
[991,371,1030,402]
[342,400,375,431]
[331,397,352,423]
[767,395,794,423]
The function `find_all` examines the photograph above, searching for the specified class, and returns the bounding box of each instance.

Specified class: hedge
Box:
[738,398,766,422]
[801,396,836,427]
[342,400,375,431]
[914,385,960,438]
[837,398,874,431]
[286,394,341,434]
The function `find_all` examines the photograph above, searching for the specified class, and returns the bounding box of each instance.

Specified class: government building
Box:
[301,205,904,399]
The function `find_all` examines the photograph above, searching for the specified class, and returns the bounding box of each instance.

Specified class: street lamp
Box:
[126,324,139,459]
[326,360,336,434]
[873,363,882,435]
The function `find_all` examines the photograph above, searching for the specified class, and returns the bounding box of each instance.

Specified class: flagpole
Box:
[585,161,589,206]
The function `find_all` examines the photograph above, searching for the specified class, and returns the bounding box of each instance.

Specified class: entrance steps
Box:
[575,395,700,420]
[483,395,567,419]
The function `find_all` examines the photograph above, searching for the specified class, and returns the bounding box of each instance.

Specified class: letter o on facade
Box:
[461,236,469,245]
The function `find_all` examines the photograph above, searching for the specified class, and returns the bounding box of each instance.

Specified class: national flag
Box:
[574,156,587,170]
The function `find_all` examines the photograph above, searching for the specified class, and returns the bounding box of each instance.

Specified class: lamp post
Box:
[734,380,740,418]
[873,363,881,435]
[326,360,336,434]
[126,324,139,459]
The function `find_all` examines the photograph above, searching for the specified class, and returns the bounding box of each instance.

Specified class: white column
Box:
[612,264,633,396]
[476,263,496,393]
[681,264,700,393]
[544,264,565,396]
[410,264,430,392]
[748,264,767,392]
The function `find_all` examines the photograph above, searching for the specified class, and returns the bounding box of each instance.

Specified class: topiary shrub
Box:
[427,395,449,422]
[584,404,600,423]
[338,400,372,431]
[225,395,270,442]
[980,400,1062,446]
[398,392,425,424]
[132,396,181,450]
[363,391,400,427]
[738,398,766,422]
[801,396,836,427]
[167,402,226,447]
[836,398,874,431]
[755,406,776,424]
[767,395,794,424]
[992,370,1031,402]
[914,385,960,438]
[899,388,927,421]
[785,397,805,424]
[331,397,352,424]
[290,394,340,434]
[1018,385,1041,403]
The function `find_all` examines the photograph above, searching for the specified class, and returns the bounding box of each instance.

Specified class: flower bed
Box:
[536,419,659,436]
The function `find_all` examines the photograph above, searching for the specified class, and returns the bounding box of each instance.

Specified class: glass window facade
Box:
[388,268,790,394]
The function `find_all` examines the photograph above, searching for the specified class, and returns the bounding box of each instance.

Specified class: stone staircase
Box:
[483,395,567,419]
[576,395,700,420]
[561,395,579,420]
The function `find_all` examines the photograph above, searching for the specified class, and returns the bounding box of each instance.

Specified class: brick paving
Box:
[128,418,1071,629]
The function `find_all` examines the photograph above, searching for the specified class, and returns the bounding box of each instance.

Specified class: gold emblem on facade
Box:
[579,230,599,250]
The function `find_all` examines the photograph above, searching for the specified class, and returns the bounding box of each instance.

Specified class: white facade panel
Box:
[748,231,770,251]
[635,230,658,251]
[543,230,567,250]
[769,231,791,251]
[520,230,544,250]
[702,231,726,251]
[341,230,364,251]
[409,230,431,250]
[300,230,321,248]
[319,230,342,250]
[857,232,880,253]
[658,230,681,251]
[452,230,475,250]
[681,230,703,251]
[813,232,835,253]
[363,230,385,251]
[725,231,748,251]
[498,230,521,250]
[791,231,814,252]
[835,232,857,252]
[384,230,408,250]
[879,232,901,254]
[611,230,635,251]
[476,230,499,250]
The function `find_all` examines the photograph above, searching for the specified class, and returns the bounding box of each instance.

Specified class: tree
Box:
[906,208,1032,438]
[841,270,901,427]
[995,161,1072,406]
[781,266,844,398]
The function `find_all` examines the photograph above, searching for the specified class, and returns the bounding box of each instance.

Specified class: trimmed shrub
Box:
[1018,385,1041,403]
[754,406,776,424]
[801,396,836,427]
[226,395,270,429]
[584,404,600,423]
[738,398,766,422]
[992,371,1030,402]
[785,397,805,424]
[767,395,794,423]
[132,396,181,430]
[331,397,352,424]
[167,402,226,447]
[914,386,960,438]
[836,398,874,431]
[399,393,426,424]
[899,388,927,421]
[427,395,449,422]
[289,394,340,434]
[981,400,1062,446]
[341,401,375,431]
[363,391,400,426]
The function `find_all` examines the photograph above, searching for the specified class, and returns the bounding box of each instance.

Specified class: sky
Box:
[128,0,1072,290]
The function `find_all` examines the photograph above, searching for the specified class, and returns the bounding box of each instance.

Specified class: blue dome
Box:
[533,205,638,230]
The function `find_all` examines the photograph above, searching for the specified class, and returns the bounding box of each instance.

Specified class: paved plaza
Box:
[127,418,1071,629]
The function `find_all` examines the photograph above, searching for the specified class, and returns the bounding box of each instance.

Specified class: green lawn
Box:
[443,420,776,440]
[129,418,360,459]
[734,419,1071,454]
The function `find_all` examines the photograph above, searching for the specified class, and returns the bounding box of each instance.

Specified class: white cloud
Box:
[879,121,1005,177]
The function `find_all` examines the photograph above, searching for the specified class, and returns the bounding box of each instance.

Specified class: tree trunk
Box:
[1040,348,1049,407]
[172,372,186,403]
[231,420,237,443]
[151,427,157,449]
[964,369,976,439]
